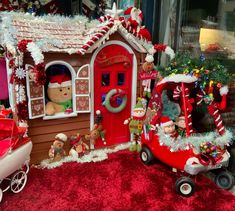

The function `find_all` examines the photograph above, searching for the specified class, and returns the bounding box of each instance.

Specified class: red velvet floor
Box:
[1,150,235,210]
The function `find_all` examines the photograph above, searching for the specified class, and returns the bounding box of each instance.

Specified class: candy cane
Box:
[80,16,114,54]
[120,17,138,37]
[196,88,226,136]
[207,103,225,135]
[173,85,181,101]
[174,85,193,135]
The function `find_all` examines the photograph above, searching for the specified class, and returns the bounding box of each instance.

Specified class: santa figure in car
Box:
[159,116,178,139]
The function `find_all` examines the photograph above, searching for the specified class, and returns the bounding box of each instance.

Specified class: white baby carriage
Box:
[0,118,32,203]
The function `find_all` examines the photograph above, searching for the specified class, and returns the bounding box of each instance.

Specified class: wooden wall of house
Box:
[23,32,145,164]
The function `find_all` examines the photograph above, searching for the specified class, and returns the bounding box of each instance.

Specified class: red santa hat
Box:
[124,7,143,24]
[48,74,71,88]
[160,116,173,127]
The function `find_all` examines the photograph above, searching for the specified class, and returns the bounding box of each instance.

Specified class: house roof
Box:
[0,12,153,57]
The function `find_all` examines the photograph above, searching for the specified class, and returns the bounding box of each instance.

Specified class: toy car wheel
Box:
[214,171,234,190]
[175,177,195,197]
[140,147,154,165]
[0,189,3,203]
[10,170,28,193]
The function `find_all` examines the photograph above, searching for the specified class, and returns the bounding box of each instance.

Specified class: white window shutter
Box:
[75,64,90,113]
[25,64,45,119]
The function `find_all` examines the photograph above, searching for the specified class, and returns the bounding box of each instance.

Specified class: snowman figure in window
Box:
[45,74,72,116]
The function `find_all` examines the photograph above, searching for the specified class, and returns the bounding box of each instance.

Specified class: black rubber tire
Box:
[175,177,195,197]
[214,171,235,190]
[139,146,154,165]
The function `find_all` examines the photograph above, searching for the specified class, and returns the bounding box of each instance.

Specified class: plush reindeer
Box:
[85,124,105,149]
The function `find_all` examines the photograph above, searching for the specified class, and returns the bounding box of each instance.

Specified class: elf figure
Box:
[124,98,147,152]
[175,115,186,138]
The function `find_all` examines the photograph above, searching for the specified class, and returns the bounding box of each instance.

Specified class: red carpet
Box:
[1,150,235,210]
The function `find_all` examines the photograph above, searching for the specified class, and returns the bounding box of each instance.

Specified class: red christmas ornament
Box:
[17,40,32,53]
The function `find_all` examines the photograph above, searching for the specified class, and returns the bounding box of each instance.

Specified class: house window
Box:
[43,64,76,119]
[26,62,91,120]
[102,73,110,86]
[117,72,125,86]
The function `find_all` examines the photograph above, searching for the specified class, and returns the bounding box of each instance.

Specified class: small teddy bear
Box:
[69,133,89,158]
[48,133,67,162]
[45,74,72,116]
[139,55,158,98]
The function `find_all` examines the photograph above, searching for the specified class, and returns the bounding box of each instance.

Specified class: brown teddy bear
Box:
[139,55,158,98]
[45,74,72,116]
[48,133,67,162]
[69,133,89,158]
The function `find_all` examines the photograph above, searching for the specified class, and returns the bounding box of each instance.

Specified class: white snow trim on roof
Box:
[158,74,197,85]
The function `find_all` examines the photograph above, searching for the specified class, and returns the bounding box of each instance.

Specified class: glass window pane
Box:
[117,73,125,86]
[102,73,110,86]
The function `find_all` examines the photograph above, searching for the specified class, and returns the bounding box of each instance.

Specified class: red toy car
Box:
[139,74,234,196]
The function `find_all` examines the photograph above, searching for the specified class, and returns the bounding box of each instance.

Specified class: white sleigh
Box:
[0,119,32,203]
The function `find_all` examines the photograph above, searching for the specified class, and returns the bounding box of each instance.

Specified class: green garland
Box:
[157,52,231,87]
[157,128,233,152]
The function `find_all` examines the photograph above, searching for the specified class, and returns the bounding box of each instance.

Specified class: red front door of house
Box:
[94,44,133,148]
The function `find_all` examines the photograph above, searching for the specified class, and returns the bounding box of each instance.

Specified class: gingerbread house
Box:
[0,8,159,163]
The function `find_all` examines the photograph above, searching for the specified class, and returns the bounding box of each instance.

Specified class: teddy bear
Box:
[48,133,67,162]
[124,98,147,152]
[45,74,72,116]
[139,54,158,98]
[69,133,89,158]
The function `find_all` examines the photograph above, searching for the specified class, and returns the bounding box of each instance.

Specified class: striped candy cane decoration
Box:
[207,103,225,135]
[173,85,193,135]
[173,85,181,101]
[120,17,138,37]
[79,15,114,55]
[196,88,226,135]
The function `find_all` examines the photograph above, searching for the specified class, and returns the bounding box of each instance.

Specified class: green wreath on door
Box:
[103,89,127,113]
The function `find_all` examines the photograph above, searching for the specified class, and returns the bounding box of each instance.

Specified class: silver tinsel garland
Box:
[157,128,233,152]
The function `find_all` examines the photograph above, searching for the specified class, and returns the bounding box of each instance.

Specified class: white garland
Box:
[27,42,44,65]
[15,84,26,103]
[1,15,17,55]
[39,143,130,169]
[157,128,233,152]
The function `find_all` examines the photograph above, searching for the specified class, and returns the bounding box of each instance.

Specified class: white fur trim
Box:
[96,110,101,115]
[219,85,228,96]
[165,46,175,60]
[148,47,156,55]
[145,54,154,63]
[55,133,67,142]
[157,74,197,86]
[48,81,72,88]
[161,120,173,127]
